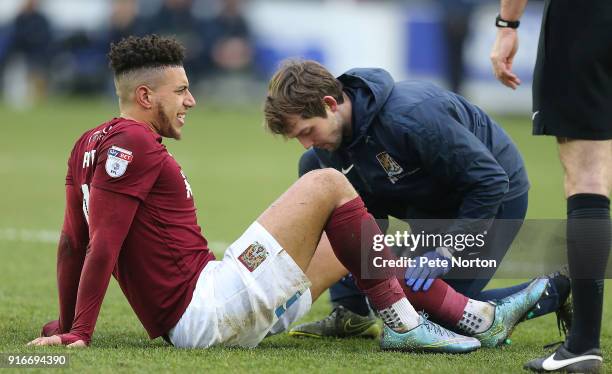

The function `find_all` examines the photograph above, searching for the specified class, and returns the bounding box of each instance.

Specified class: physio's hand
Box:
[490,28,521,89]
[40,320,60,337]
[27,334,87,348]
[405,251,451,292]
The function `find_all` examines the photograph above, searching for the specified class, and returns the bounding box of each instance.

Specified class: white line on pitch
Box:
[0,228,59,243]
[0,228,229,251]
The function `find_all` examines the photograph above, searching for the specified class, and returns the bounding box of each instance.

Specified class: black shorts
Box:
[532,0,612,140]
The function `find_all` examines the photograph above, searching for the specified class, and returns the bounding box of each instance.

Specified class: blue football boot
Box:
[474,278,548,348]
[521,266,572,338]
[380,314,481,354]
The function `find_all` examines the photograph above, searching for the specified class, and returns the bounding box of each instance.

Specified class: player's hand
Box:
[27,335,87,348]
[40,320,60,337]
[27,335,62,346]
[490,28,521,89]
[405,251,451,292]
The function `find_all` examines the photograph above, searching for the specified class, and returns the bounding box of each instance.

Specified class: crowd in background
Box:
[0,0,254,104]
[0,0,543,106]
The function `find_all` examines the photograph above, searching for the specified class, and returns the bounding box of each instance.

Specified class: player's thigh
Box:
[558,139,612,197]
[257,168,358,271]
[170,222,313,348]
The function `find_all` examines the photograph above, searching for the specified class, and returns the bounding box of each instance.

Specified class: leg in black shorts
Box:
[526,0,612,372]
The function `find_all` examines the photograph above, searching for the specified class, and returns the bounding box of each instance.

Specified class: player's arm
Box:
[29,187,140,347]
[491,0,529,89]
[40,158,90,337]
[55,184,89,334]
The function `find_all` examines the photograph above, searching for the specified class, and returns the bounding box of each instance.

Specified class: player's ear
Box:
[135,85,154,110]
[322,96,338,112]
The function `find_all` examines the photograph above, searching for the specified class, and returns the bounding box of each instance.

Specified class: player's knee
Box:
[302,168,355,200]
[303,168,344,188]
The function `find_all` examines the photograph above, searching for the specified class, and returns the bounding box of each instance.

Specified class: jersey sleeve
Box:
[66,167,73,186]
[57,184,89,333]
[60,187,141,345]
[91,127,165,201]
[65,143,79,187]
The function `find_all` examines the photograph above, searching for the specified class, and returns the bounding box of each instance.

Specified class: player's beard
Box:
[156,103,181,140]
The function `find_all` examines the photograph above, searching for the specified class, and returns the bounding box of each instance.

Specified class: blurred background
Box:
[0,0,546,111]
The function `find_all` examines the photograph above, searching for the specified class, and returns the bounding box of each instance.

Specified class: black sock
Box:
[565,193,611,354]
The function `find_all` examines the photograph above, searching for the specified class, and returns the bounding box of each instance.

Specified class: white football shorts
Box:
[168,221,312,348]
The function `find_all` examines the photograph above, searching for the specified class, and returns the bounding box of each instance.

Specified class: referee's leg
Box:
[558,138,612,354]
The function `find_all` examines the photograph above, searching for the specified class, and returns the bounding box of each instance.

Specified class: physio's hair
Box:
[264,59,344,136]
[108,35,185,104]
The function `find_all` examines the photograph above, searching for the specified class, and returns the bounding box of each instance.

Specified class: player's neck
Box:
[119,110,158,135]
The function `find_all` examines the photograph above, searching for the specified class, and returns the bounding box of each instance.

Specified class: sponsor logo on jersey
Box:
[238,241,268,272]
[88,125,113,144]
[375,152,405,184]
[105,146,133,178]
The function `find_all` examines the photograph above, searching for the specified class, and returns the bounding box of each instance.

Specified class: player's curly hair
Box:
[108,34,185,76]
[264,59,344,137]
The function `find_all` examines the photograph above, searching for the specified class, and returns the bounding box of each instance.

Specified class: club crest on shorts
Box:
[238,241,268,272]
[105,146,133,178]
[375,152,404,184]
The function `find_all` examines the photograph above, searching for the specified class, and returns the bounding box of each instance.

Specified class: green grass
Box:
[0,100,609,373]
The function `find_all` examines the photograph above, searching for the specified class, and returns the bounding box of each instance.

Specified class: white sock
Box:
[456,299,495,335]
[378,298,419,332]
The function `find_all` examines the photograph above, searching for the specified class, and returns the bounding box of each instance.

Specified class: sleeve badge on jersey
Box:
[105,146,133,178]
[238,242,269,272]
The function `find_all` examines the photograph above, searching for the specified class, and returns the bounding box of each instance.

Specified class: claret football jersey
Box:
[65,117,215,338]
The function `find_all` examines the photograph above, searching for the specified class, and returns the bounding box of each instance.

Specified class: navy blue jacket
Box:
[300,68,529,224]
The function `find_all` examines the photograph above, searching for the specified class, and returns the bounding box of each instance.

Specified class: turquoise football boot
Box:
[380,314,481,354]
[474,278,548,348]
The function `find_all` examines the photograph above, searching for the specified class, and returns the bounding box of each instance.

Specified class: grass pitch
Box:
[0,99,609,373]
